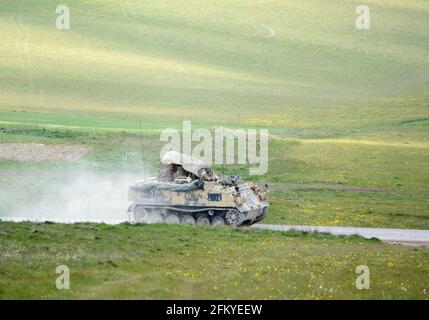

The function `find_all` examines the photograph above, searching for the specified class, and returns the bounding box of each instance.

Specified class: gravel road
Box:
[252,224,429,247]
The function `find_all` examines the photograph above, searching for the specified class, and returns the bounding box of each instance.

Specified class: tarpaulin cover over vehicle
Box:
[161,151,212,179]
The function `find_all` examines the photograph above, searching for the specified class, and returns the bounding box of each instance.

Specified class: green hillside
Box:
[1,0,428,227]
[0,0,428,127]
[0,1,428,299]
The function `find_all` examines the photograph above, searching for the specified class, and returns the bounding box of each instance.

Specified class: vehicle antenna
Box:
[139,120,145,178]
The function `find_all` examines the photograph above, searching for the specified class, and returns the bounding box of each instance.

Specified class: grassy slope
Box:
[0,1,428,299]
[0,0,428,229]
[1,221,428,299]
[0,0,428,123]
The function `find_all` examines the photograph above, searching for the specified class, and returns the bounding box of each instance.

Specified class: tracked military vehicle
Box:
[128,151,268,226]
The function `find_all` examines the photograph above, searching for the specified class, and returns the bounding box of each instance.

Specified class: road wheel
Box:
[147,209,164,224]
[165,213,180,224]
[196,214,211,225]
[133,207,149,223]
[225,209,241,226]
[181,215,196,224]
[212,215,225,226]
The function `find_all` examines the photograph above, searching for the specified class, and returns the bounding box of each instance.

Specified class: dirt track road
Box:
[252,224,429,247]
[0,143,90,161]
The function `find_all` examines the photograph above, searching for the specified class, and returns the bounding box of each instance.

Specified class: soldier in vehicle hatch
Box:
[158,164,195,182]
[157,164,175,182]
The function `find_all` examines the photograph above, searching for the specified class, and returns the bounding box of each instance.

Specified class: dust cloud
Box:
[0,168,152,224]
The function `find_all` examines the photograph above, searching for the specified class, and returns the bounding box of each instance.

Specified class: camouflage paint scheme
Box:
[128,152,268,226]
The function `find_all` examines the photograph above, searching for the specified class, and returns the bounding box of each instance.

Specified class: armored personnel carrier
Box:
[128,151,268,226]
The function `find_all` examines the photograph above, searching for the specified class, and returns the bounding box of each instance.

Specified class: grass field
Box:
[0,0,428,299]
[1,221,428,299]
